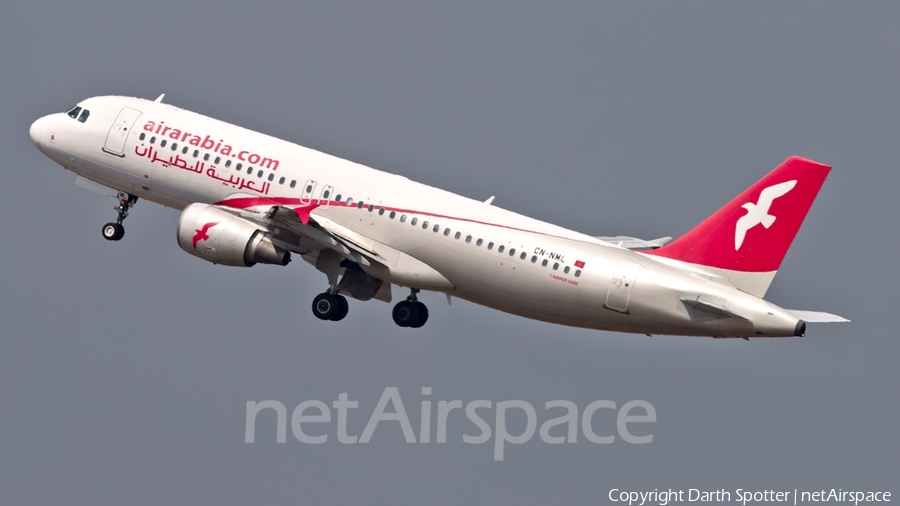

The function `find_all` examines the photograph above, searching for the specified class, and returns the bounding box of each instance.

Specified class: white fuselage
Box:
[29,96,803,337]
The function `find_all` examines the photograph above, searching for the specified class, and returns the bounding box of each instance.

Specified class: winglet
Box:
[293,204,320,225]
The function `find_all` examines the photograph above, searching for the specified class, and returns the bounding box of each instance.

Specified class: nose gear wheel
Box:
[102,192,137,242]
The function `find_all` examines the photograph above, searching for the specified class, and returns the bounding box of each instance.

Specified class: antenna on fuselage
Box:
[483,195,495,205]
[154,93,165,103]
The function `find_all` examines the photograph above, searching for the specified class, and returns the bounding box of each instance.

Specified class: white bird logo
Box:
[734,180,797,250]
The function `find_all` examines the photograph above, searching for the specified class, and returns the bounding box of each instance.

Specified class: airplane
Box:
[28,95,848,338]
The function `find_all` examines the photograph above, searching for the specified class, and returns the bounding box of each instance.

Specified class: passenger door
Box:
[604,262,643,314]
[102,107,142,157]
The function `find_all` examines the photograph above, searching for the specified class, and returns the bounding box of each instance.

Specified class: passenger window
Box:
[358,202,364,209]
[203,153,210,161]
[389,211,396,219]
[268,173,275,181]
[257,170,263,178]
[150,136,156,144]
[498,245,505,253]
[509,248,515,256]
[182,146,188,154]
[455,232,461,239]
[531,255,537,263]
[542,259,548,267]
[368,205,374,212]
[575,270,582,277]
[553,262,559,270]
[171,143,177,151]
[476,239,483,246]
[346,198,354,206]
[139,133,146,141]
[247,167,253,174]
[520,252,526,260]
[193,150,199,157]
[411,217,417,225]
[290,180,297,188]
[378,208,385,216]
[487,242,494,250]
[422,221,429,229]
[160,140,167,147]
[323,190,331,199]
[443,228,450,236]
[564,266,570,274]
[224,159,230,167]
[400,214,406,223]
[67,106,82,119]
[77,110,90,123]
[279,177,286,185]
[465,235,472,243]
[434,225,440,233]
[335,194,342,201]
[306,184,313,193]
[236,163,242,171]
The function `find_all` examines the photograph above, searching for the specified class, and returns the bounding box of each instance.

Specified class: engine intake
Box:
[176,203,291,267]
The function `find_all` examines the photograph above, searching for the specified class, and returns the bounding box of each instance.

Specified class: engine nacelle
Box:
[176,203,291,267]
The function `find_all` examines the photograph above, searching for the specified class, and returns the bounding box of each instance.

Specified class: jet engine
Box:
[176,203,291,267]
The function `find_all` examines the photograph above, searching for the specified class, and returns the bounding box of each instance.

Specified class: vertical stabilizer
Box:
[643,156,830,296]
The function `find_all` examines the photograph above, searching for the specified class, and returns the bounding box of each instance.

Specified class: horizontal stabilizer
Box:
[597,236,672,250]
[681,296,748,320]
[788,310,850,323]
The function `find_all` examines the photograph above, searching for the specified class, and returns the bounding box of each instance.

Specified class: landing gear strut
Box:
[312,290,349,321]
[392,289,428,328]
[101,192,137,241]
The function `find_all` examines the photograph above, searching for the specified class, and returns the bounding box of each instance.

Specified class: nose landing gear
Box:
[101,192,137,241]
[392,289,428,328]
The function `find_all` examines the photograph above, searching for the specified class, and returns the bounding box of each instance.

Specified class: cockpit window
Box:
[67,106,82,119]
[77,109,90,123]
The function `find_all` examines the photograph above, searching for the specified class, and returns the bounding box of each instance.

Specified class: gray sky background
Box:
[1,2,897,504]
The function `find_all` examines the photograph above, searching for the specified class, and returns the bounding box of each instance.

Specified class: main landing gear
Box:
[312,291,349,321]
[101,192,138,241]
[392,289,428,328]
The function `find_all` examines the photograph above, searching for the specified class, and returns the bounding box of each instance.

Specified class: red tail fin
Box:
[645,156,830,273]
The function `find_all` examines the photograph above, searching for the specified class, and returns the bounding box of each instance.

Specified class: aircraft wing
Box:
[212,196,454,300]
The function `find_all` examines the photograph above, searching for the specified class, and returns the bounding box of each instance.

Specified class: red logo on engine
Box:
[192,222,219,249]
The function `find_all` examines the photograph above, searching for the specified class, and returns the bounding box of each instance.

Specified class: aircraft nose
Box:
[29,114,55,150]
[29,116,47,149]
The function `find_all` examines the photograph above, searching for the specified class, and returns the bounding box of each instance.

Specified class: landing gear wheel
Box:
[333,294,349,321]
[102,193,137,242]
[102,222,125,241]
[410,301,428,328]
[392,300,420,328]
[312,292,341,321]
